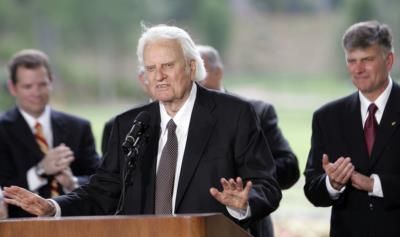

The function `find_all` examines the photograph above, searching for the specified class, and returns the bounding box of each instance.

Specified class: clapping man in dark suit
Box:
[4,25,281,232]
[304,21,400,236]
[0,49,100,217]
[197,45,299,237]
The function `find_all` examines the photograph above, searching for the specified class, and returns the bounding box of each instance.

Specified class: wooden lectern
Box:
[0,213,252,237]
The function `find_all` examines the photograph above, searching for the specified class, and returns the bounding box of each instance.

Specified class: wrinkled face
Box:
[8,66,52,118]
[143,39,194,107]
[199,56,220,90]
[346,44,393,100]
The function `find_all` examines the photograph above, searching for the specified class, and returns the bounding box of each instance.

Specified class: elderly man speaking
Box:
[4,24,281,234]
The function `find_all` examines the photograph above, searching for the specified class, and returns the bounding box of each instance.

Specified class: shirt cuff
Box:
[0,187,7,219]
[48,199,62,217]
[62,176,79,193]
[27,166,48,192]
[226,203,251,220]
[368,174,383,197]
[325,175,345,200]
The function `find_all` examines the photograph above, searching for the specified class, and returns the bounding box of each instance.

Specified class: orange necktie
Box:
[34,122,59,197]
[34,122,49,153]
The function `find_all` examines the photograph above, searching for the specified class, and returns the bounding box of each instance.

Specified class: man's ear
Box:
[386,52,394,71]
[216,68,223,81]
[47,74,54,92]
[49,73,55,82]
[7,80,17,97]
[190,60,196,80]
[191,60,196,71]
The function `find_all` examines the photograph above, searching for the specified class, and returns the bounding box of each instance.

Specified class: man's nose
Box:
[31,85,42,96]
[155,68,166,81]
[354,62,365,74]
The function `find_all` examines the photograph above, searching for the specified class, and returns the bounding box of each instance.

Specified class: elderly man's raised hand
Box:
[210,177,252,210]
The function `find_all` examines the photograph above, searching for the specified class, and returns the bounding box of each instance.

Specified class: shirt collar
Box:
[358,76,393,117]
[359,77,392,116]
[19,105,51,132]
[159,82,197,135]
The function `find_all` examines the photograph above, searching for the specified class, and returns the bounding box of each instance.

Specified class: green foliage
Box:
[227,72,354,96]
[344,0,378,22]
[192,0,232,56]
[0,0,150,104]
[251,0,319,12]
[142,0,232,56]
[161,0,201,21]
[0,82,13,112]
[0,63,13,111]
[0,0,234,103]
[0,0,146,51]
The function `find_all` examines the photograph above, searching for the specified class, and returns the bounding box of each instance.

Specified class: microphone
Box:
[115,111,150,215]
[122,111,151,155]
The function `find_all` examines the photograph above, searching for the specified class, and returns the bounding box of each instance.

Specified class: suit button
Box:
[369,203,373,210]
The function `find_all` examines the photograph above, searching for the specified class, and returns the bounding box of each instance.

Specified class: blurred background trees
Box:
[1,0,399,110]
[0,0,234,109]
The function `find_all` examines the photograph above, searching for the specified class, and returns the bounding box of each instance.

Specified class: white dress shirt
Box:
[19,105,52,192]
[327,78,392,199]
[157,83,196,213]
[0,186,7,218]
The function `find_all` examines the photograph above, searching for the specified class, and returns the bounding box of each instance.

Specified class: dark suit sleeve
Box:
[101,118,114,156]
[234,103,282,222]
[55,117,123,216]
[303,111,338,207]
[380,174,400,209]
[258,103,300,189]
[72,121,100,185]
[0,127,28,188]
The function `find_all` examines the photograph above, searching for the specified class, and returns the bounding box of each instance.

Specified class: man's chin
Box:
[157,97,173,104]
[155,93,172,102]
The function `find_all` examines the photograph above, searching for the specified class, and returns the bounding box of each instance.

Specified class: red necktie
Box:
[34,122,59,197]
[364,103,378,156]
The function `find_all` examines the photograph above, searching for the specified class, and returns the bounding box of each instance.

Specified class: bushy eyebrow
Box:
[145,60,177,71]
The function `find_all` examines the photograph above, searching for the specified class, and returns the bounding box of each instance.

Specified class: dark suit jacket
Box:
[304,82,400,237]
[249,100,299,237]
[100,98,297,237]
[0,107,100,217]
[101,118,114,156]
[55,84,281,230]
[250,100,299,189]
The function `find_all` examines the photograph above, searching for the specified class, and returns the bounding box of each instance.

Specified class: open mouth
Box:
[156,84,169,89]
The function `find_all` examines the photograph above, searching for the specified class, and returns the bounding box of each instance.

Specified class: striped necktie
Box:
[34,122,59,197]
[34,122,49,153]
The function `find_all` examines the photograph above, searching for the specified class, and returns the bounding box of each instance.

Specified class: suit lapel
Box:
[370,82,400,167]
[51,110,66,147]
[344,93,370,172]
[175,86,217,210]
[5,107,43,160]
[140,103,161,214]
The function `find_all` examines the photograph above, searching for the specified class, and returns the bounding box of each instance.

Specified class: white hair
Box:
[136,24,206,81]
